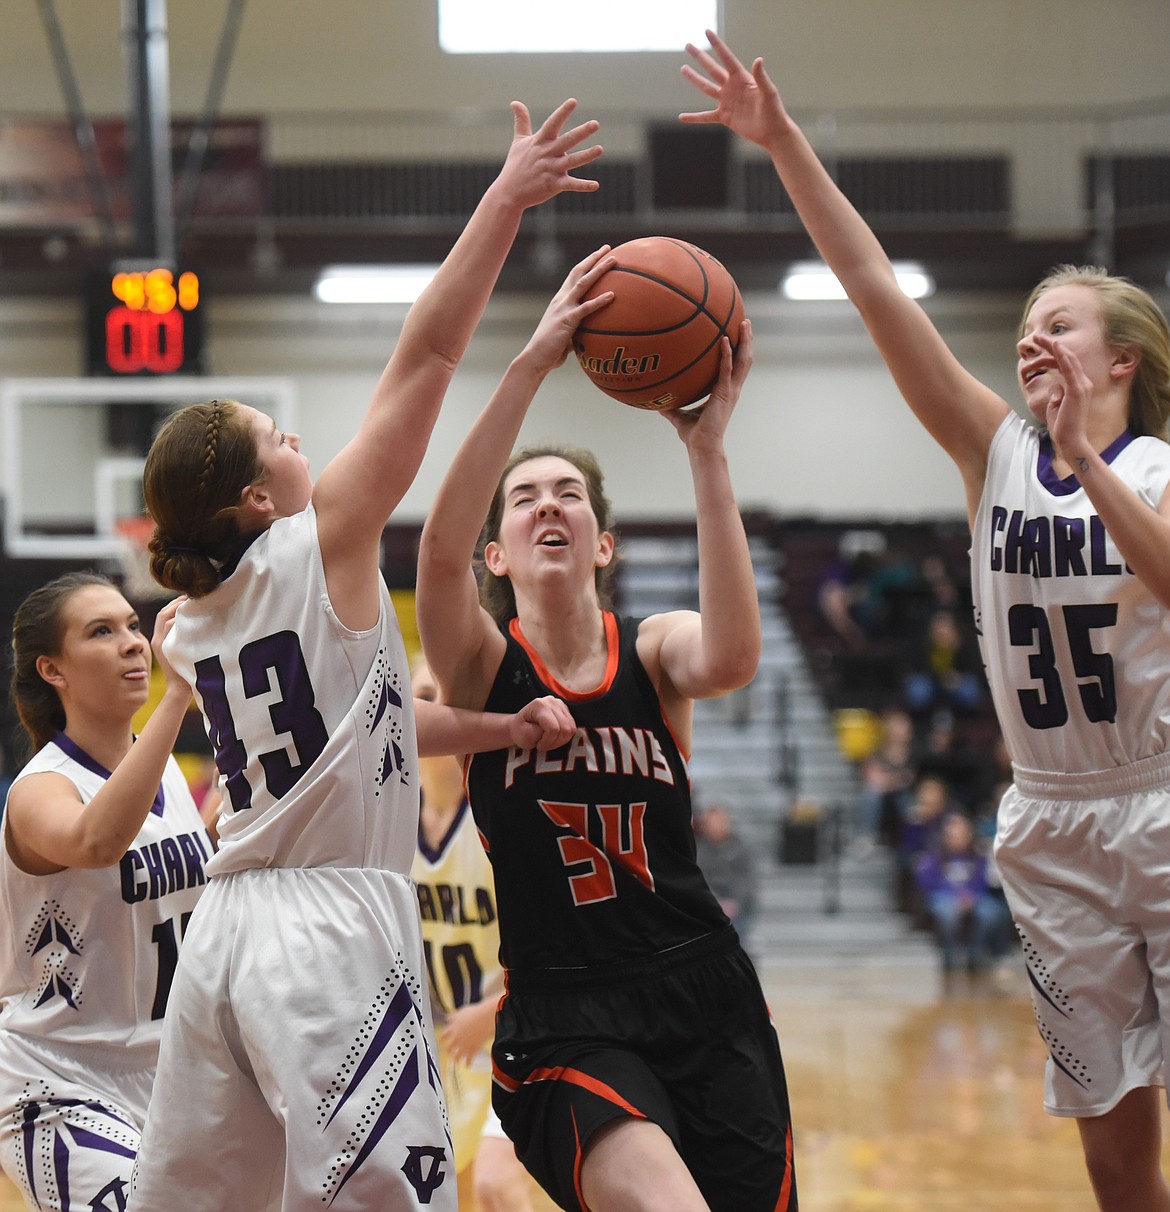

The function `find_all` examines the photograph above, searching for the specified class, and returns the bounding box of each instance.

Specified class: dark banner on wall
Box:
[0,117,264,225]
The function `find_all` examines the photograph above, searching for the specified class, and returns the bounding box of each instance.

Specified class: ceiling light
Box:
[313,265,440,304]
[781,260,935,301]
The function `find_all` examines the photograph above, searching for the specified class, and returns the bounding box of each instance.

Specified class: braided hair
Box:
[143,399,261,597]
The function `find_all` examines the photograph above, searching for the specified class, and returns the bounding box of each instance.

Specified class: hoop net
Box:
[114,515,168,601]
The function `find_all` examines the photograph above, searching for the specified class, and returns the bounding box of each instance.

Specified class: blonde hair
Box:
[1021,265,1170,440]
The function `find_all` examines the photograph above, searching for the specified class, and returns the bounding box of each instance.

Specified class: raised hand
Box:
[662,319,754,448]
[679,30,787,152]
[523,245,616,374]
[495,99,604,212]
[150,596,190,695]
[1034,332,1093,461]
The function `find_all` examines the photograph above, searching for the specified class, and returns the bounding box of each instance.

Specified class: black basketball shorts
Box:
[491,928,797,1211]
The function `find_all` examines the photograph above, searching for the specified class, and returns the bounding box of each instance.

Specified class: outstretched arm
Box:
[415,694,576,758]
[314,101,604,627]
[416,246,617,708]
[5,599,193,872]
[680,32,1008,512]
[638,325,760,715]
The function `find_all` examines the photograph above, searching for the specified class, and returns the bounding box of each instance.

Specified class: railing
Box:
[2,98,1167,280]
[251,99,1170,244]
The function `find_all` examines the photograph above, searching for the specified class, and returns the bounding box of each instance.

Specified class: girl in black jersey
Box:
[416,251,796,1212]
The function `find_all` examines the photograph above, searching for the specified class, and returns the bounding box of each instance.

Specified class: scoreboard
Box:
[86,265,205,376]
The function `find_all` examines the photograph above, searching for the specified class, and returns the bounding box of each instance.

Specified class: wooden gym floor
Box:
[2,956,1166,1210]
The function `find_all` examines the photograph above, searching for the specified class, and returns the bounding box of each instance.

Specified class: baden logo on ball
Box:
[573,236,745,411]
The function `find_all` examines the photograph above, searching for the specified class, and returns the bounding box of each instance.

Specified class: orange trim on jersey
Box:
[493,1062,522,1093]
[508,612,620,702]
[571,1107,595,1212]
[490,1061,648,1123]
[774,1123,795,1211]
[660,706,690,764]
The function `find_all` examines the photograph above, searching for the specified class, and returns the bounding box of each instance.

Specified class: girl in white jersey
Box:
[679,31,1170,1212]
[126,100,593,1212]
[0,572,215,1211]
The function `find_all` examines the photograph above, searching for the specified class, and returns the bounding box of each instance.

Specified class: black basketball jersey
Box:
[467,612,728,975]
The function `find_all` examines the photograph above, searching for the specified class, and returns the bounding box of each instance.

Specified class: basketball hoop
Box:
[114,514,168,601]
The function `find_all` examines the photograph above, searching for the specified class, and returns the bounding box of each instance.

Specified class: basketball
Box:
[572,236,745,411]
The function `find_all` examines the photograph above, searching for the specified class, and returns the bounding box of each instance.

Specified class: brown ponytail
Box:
[143,399,260,597]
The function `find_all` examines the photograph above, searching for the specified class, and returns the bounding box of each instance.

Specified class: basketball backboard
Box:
[1,377,297,560]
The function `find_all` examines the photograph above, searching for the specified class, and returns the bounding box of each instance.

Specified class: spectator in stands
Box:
[917,552,964,615]
[914,811,1014,985]
[817,543,878,652]
[817,531,917,653]
[914,709,991,814]
[856,705,917,851]
[694,801,758,948]
[894,774,955,920]
[903,608,985,716]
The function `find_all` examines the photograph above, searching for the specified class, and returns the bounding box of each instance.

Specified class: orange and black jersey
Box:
[467,612,728,976]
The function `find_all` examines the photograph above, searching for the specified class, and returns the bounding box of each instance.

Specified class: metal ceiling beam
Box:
[176,0,248,243]
[121,0,175,264]
[36,0,118,247]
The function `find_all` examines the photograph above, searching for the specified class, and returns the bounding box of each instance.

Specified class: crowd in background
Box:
[811,526,1016,984]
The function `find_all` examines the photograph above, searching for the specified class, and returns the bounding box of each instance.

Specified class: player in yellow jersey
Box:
[412,664,536,1212]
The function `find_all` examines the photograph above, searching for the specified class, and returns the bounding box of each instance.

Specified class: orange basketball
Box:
[572,236,745,411]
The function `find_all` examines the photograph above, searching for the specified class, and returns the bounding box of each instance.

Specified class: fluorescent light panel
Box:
[782,260,935,301]
[439,0,717,53]
[313,265,440,304]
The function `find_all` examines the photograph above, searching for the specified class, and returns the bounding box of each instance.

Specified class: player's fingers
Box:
[554,118,601,153]
[572,292,614,323]
[752,57,777,93]
[536,696,575,739]
[573,245,613,277]
[551,701,576,736]
[659,403,699,434]
[731,320,755,380]
[564,144,604,171]
[684,42,727,83]
[533,701,565,734]
[680,63,722,98]
[1034,333,1086,383]
[703,28,745,75]
[537,98,579,138]
[679,110,721,126]
[510,100,533,138]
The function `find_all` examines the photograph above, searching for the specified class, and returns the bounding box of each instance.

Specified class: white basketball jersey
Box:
[165,503,419,875]
[0,739,212,1059]
[972,413,1170,774]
